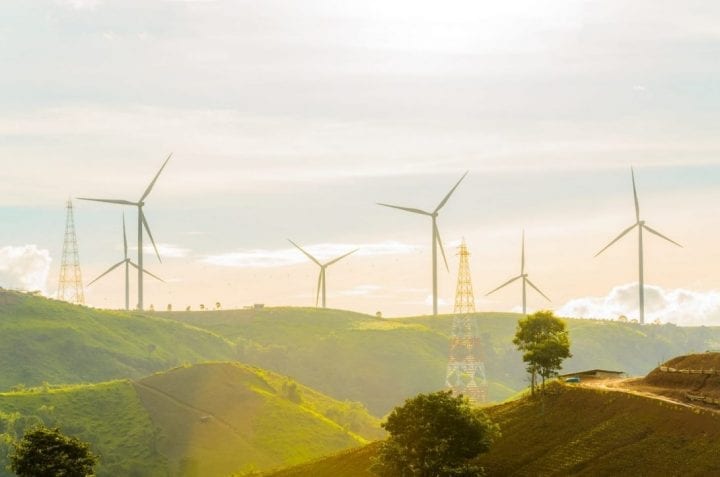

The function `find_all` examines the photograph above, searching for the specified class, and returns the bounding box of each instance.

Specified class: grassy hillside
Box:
[136,362,382,476]
[0,361,381,477]
[0,290,236,390]
[161,307,720,415]
[477,383,720,476]
[268,383,720,477]
[0,380,166,477]
[264,442,381,477]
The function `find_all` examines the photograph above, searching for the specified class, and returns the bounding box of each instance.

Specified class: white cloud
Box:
[135,244,190,259]
[0,245,52,293]
[558,283,720,326]
[201,241,419,268]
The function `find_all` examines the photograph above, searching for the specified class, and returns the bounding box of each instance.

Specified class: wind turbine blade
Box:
[87,261,125,286]
[377,203,432,216]
[122,213,128,260]
[77,198,137,206]
[316,270,322,307]
[594,223,637,257]
[128,261,165,282]
[141,210,162,263]
[643,224,682,248]
[325,249,358,267]
[631,167,640,222]
[140,153,173,202]
[434,171,469,213]
[434,223,449,272]
[288,239,322,266]
[486,275,523,296]
[525,277,551,302]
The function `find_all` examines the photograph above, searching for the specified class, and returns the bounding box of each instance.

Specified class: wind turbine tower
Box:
[79,154,171,310]
[595,167,682,324]
[378,171,468,316]
[57,199,85,305]
[87,214,164,310]
[486,231,550,315]
[446,239,487,403]
[288,239,357,308]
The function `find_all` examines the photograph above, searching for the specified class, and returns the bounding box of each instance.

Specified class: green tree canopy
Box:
[10,425,98,477]
[513,310,572,393]
[374,390,498,477]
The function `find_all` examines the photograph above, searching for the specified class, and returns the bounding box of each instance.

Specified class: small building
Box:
[559,369,626,380]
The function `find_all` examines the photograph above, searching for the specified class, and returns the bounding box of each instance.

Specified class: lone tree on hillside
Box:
[10,425,98,477]
[513,310,571,394]
[373,390,498,477]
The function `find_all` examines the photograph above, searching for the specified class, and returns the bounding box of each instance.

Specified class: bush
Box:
[10,425,98,477]
[373,390,498,477]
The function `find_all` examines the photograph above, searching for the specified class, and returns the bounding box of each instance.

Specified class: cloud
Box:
[0,245,52,293]
[135,244,190,259]
[201,241,419,268]
[557,283,720,326]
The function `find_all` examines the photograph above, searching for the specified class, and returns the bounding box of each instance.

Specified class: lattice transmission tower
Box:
[57,199,85,305]
[445,239,487,403]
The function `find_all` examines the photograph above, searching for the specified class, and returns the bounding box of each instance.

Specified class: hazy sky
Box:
[2,1,720,322]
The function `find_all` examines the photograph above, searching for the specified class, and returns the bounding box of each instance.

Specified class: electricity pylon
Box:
[446,239,487,403]
[57,199,85,305]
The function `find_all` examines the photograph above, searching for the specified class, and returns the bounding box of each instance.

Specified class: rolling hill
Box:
[267,379,720,476]
[0,362,382,476]
[161,307,720,415]
[0,289,236,389]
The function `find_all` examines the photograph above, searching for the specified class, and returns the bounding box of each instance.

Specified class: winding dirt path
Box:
[578,377,720,413]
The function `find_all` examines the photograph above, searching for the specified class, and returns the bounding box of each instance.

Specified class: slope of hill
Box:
[477,383,720,476]
[135,362,381,476]
[161,307,720,415]
[0,380,166,476]
[0,362,381,477]
[0,290,236,390]
[267,383,720,477]
[264,442,380,477]
[628,352,720,404]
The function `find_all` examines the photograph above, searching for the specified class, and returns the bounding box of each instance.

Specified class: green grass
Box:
[0,290,236,390]
[0,380,165,477]
[133,362,381,476]
[0,361,382,476]
[161,307,720,415]
[268,384,720,477]
[477,383,720,475]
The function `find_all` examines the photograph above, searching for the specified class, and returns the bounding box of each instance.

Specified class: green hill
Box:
[161,307,720,415]
[267,382,720,476]
[0,362,382,476]
[0,290,236,389]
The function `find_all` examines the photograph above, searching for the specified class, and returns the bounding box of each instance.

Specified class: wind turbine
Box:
[486,231,550,315]
[378,171,468,316]
[79,154,172,310]
[87,213,164,310]
[288,239,357,308]
[594,167,682,324]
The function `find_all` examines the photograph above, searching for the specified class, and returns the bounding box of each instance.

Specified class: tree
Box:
[10,425,98,477]
[374,390,498,477]
[215,302,221,311]
[513,310,571,394]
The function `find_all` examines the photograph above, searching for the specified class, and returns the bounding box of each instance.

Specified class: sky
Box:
[2,0,720,323]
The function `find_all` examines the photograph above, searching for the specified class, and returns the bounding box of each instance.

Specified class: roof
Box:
[559,369,625,378]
